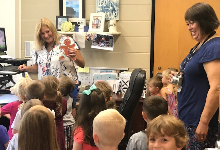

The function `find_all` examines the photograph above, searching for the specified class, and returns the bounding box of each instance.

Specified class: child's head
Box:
[95,81,113,101]
[168,67,178,72]
[162,69,172,85]
[58,75,75,96]
[162,68,178,97]
[93,109,126,149]
[20,99,43,117]
[18,105,59,150]
[41,76,60,98]
[41,76,62,115]
[146,115,188,150]
[162,68,178,85]
[147,76,163,95]
[10,78,32,101]
[142,95,168,121]
[26,80,45,101]
[74,84,106,146]
[95,81,116,109]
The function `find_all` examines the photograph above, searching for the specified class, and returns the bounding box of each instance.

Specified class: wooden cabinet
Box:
[154,0,220,75]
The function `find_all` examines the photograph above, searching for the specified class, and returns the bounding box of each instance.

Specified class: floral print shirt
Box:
[33,35,79,81]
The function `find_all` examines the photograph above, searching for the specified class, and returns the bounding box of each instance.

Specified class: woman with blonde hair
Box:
[18,17,85,105]
[18,105,59,150]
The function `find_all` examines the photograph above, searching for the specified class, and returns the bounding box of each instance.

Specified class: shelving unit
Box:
[58,31,121,35]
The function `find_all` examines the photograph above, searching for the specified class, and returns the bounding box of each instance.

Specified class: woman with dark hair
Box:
[174,2,220,149]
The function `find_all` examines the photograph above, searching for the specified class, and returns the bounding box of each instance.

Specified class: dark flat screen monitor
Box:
[0,28,7,52]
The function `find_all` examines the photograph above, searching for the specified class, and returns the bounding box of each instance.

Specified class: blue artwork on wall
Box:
[96,0,119,20]
[66,0,79,18]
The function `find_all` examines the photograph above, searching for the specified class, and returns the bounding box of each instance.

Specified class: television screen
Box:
[0,28,7,52]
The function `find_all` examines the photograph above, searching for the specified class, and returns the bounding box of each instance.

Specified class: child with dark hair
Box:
[25,80,45,100]
[126,95,168,150]
[146,76,163,97]
[73,84,106,150]
[41,76,67,150]
[58,75,75,150]
[11,80,45,135]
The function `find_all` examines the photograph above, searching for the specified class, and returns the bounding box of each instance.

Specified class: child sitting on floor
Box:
[93,109,126,150]
[146,115,188,150]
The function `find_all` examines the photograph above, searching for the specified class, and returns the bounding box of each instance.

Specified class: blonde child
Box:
[41,75,67,150]
[95,81,116,109]
[126,95,168,150]
[11,80,46,135]
[146,76,163,97]
[0,77,31,139]
[161,69,178,118]
[7,99,44,150]
[73,84,106,150]
[93,109,126,150]
[146,115,188,150]
[18,105,59,150]
[58,75,75,150]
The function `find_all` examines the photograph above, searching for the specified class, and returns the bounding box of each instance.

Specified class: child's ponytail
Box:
[56,90,63,115]
[41,76,63,116]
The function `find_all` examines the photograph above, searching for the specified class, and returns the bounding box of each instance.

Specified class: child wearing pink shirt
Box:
[0,78,31,139]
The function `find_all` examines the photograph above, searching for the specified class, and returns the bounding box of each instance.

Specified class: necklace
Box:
[180,31,216,74]
[46,43,55,51]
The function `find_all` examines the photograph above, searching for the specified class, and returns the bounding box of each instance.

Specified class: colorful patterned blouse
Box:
[33,35,79,81]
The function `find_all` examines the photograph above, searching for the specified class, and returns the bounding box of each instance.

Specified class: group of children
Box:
[147,68,179,118]
[0,69,189,150]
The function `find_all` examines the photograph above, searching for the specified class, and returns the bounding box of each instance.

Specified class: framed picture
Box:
[89,13,105,32]
[96,0,119,20]
[61,0,85,21]
[56,16,69,31]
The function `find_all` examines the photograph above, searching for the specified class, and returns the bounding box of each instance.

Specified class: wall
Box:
[21,0,151,79]
[0,0,21,58]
